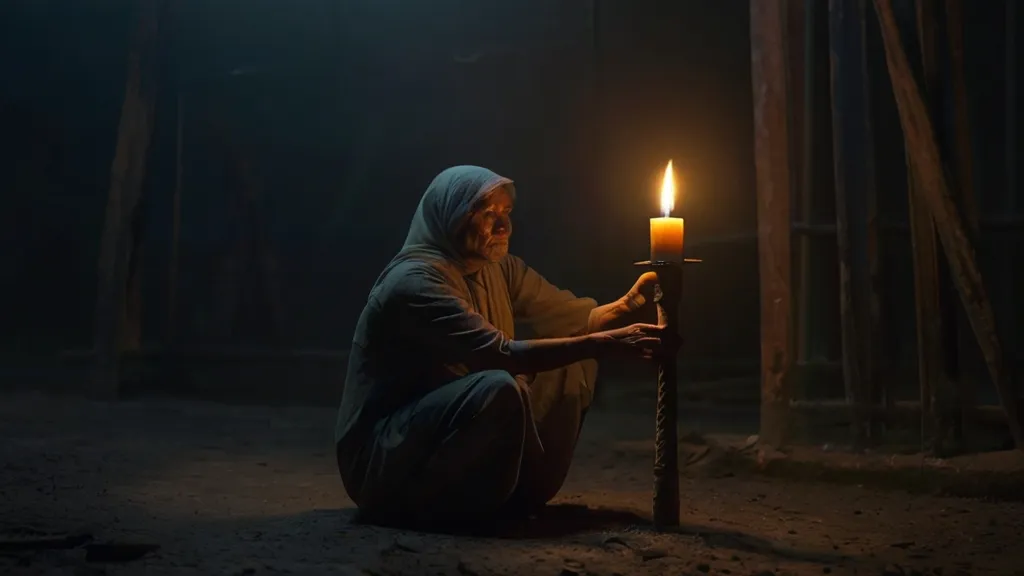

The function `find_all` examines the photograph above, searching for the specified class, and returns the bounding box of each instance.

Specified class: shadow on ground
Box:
[1,504,860,575]
[346,503,853,566]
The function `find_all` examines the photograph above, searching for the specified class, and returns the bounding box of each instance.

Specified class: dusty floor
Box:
[1,392,1022,576]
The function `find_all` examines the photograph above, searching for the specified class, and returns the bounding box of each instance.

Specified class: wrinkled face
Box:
[459,185,513,263]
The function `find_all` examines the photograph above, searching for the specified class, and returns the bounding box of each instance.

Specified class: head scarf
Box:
[373,165,515,289]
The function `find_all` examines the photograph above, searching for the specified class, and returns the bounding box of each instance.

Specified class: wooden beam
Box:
[92,0,161,399]
[750,0,794,447]
[827,0,877,446]
[873,0,1024,450]
[790,400,1012,442]
[790,399,1008,423]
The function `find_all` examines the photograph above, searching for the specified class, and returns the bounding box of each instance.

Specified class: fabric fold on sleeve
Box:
[393,263,515,371]
[503,255,598,339]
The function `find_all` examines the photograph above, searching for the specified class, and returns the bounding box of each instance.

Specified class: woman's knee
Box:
[432,371,527,511]
[473,370,529,417]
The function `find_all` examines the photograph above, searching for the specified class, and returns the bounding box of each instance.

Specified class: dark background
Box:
[0,0,1019,406]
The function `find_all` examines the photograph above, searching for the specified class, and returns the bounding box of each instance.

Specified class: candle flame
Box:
[660,160,675,217]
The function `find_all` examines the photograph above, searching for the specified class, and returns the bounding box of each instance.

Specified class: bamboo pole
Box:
[750,0,794,447]
[873,0,1024,451]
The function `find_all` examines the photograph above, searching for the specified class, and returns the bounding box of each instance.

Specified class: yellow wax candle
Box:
[649,160,685,262]
[650,216,685,263]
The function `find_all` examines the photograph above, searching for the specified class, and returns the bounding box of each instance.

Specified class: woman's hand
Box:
[586,272,662,333]
[623,271,660,312]
[595,323,679,360]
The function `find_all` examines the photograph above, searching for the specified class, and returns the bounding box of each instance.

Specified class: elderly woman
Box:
[335,165,670,533]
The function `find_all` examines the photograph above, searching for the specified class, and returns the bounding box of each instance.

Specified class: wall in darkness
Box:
[1,0,1019,407]
[0,0,761,378]
[0,0,137,355]
[165,0,604,351]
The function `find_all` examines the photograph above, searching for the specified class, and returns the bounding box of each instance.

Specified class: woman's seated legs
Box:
[340,370,529,530]
[514,359,598,507]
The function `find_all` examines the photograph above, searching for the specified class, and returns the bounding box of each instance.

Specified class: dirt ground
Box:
[2,392,1022,576]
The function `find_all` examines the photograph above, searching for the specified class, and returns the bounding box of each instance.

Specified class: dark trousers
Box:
[336,360,598,530]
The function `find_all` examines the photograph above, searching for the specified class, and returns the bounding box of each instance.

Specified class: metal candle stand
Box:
[634,257,702,530]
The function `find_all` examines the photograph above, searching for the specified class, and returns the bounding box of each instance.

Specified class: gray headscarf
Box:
[336,164,596,452]
[373,165,515,290]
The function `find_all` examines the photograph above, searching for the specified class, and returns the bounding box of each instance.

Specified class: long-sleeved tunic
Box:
[334,165,598,530]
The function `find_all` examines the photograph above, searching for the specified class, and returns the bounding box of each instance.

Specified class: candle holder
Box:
[634,257,702,531]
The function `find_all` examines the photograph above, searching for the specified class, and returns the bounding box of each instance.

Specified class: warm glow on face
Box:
[660,160,675,217]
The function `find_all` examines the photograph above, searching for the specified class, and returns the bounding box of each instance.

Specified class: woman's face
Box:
[459,185,513,263]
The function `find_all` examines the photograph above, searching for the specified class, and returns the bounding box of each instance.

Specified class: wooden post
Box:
[1008,0,1018,220]
[793,0,817,400]
[92,0,161,399]
[785,0,805,214]
[123,190,146,351]
[862,1,884,440]
[944,0,980,445]
[1005,0,1021,392]
[750,0,794,447]
[944,0,980,233]
[827,0,857,442]
[859,0,883,441]
[205,111,285,346]
[908,0,952,453]
[873,0,1024,450]
[827,0,876,446]
[167,92,183,346]
[906,158,945,453]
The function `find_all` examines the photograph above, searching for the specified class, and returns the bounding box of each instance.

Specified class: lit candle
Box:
[649,160,685,263]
